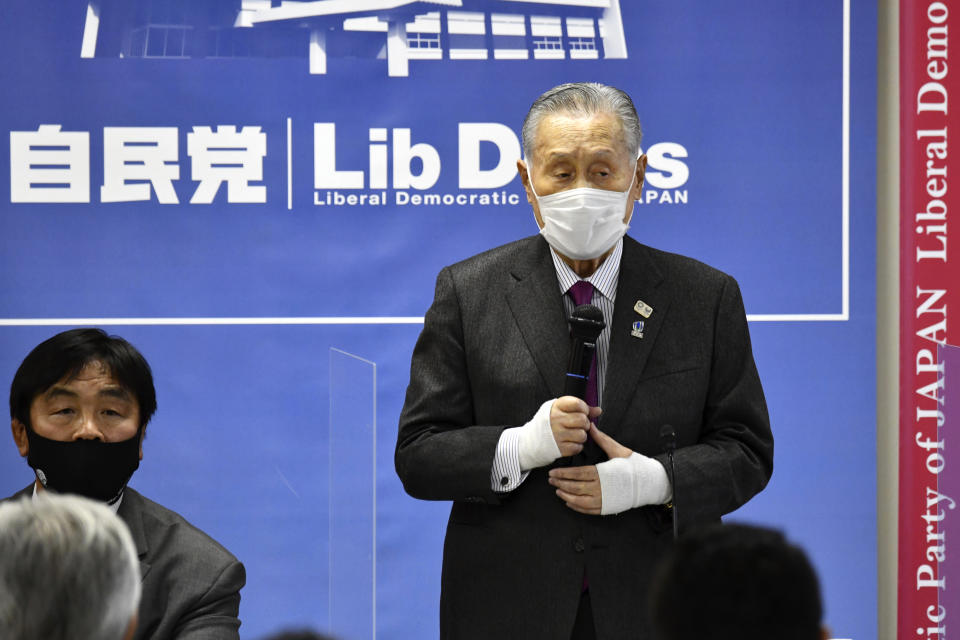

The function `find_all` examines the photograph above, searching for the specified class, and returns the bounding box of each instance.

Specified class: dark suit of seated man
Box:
[6,328,246,640]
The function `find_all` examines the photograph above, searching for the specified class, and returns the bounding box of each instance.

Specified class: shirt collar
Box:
[32,480,124,514]
[549,238,623,302]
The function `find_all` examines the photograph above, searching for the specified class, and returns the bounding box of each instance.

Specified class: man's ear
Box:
[517,159,535,205]
[633,154,647,199]
[138,426,147,461]
[11,419,29,457]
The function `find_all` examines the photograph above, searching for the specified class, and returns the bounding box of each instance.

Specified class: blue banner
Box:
[1,1,877,638]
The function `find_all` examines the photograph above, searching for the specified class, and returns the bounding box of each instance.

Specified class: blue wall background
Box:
[0,1,877,638]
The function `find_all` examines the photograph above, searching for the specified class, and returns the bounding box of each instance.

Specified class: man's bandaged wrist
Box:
[595,452,672,515]
[517,399,561,471]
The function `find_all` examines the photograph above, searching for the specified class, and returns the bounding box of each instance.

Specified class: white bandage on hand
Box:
[517,399,562,471]
[595,452,672,515]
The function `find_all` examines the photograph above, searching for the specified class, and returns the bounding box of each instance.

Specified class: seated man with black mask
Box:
[5,328,246,640]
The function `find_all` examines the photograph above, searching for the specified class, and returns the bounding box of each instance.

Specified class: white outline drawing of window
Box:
[531,16,563,59]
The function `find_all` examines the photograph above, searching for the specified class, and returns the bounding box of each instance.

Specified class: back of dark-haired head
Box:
[649,523,824,640]
[9,328,157,431]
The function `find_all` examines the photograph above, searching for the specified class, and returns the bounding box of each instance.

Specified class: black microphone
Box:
[564,304,605,401]
[659,424,679,540]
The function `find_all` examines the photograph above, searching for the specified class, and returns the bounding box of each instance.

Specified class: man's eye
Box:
[103,409,123,417]
[52,408,74,416]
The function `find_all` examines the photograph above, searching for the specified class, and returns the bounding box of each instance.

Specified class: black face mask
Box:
[25,427,141,504]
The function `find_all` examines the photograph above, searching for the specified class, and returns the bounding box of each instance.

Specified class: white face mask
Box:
[527,164,636,260]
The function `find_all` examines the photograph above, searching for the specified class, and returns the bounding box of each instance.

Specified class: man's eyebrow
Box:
[99,387,132,401]
[541,151,575,164]
[43,387,78,400]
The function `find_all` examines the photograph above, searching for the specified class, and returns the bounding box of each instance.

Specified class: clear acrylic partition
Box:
[329,348,377,640]
[938,343,958,615]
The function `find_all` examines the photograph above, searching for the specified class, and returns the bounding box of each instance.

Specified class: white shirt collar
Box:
[549,238,623,302]
[31,480,124,514]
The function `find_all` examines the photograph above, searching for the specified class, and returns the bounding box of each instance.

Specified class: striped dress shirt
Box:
[490,239,623,492]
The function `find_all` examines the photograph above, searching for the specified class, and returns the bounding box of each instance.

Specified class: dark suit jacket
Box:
[9,485,245,640]
[395,234,773,640]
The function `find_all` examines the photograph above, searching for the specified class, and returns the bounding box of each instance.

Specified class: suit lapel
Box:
[118,488,152,582]
[505,237,570,398]
[600,238,672,434]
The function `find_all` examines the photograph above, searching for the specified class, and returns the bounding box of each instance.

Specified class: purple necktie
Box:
[568,281,598,408]
[569,280,597,594]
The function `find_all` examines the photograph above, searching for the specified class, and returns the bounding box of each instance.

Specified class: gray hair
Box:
[521,82,643,161]
[0,494,141,640]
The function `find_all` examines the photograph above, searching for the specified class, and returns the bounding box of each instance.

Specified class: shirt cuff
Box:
[490,427,529,493]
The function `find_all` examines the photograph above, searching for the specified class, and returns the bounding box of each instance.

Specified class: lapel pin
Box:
[634,300,653,318]
[631,320,645,339]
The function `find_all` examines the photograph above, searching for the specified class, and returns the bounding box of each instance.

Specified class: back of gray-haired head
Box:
[521,82,643,161]
[0,494,141,640]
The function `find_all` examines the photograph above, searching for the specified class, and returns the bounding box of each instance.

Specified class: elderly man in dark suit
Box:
[395,83,774,640]
[6,328,245,640]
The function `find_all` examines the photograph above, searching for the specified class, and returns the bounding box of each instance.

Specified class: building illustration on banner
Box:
[80,0,626,77]
[9,1,697,209]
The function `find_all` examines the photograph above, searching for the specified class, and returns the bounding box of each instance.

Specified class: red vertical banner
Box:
[900,1,959,637]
